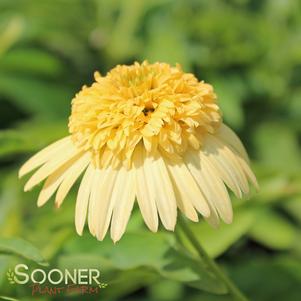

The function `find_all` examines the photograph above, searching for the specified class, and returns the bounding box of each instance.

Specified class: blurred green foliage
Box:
[0,0,300,300]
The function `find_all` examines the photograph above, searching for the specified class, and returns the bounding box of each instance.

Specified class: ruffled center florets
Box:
[68,61,221,168]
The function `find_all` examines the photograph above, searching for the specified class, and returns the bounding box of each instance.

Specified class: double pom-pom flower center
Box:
[68,61,221,169]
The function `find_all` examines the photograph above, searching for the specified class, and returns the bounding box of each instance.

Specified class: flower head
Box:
[69,62,221,168]
[19,61,258,242]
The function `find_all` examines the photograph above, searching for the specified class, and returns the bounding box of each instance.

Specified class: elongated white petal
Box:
[165,159,210,220]
[111,168,136,242]
[24,145,81,192]
[205,203,220,228]
[185,149,233,224]
[235,154,259,190]
[169,174,199,222]
[91,168,118,241]
[210,136,249,194]
[217,124,249,163]
[55,152,90,208]
[133,144,158,232]
[144,152,177,230]
[200,152,233,223]
[19,136,72,178]
[88,169,102,236]
[75,164,94,235]
[204,135,242,198]
[37,154,81,207]
[216,130,258,190]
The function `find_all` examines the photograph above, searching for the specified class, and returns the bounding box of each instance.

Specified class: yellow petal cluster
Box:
[69,61,221,168]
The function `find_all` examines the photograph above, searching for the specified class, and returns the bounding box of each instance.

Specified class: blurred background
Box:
[0,0,301,300]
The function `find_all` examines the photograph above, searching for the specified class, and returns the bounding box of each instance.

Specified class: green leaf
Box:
[0,237,47,266]
[61,231,227,294]
[255,175,299,203]
[249,209,297,250]
[58,254,110,271]
[283,196,301,223]
[289,89,301,128]
[213,76,246,129]
[0,255,11,284]
[100,269,156,300]
[149,279,184,301]
[0,48,63,76]
[106,0,145,60]
[159,247,227,293]
[0,296,19,301]
[0,74,73,118]
[228,256,301,301]
[178,207,256,258]
[0,172,23,237]
[0,121,66,158]
[0,16,24,56]
[143,15,190,70]
[253,123,301,172]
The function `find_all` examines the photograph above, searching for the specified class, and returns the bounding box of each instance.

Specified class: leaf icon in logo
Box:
[6,269,15,285]
[99,283,108,289]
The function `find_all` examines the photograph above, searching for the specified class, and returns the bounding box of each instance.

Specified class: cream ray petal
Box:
[55,152,91,208]
[213,136,250,194]
[133,144,158,232]
[205,203,220,228]
[111,168,136,243]
[204,135,242,198]
[184,150,233,224]
[200,152,233,223]
[144,152,177,231]
[75,164,94,235]
[24,145,81,192]
[234,154,259,191]
[217,124,249,163]
[37,153,84,207]
[19,136,72,178]
[88,169,102,236]
[92,168,118,241]
[165,159,210,219]
[169,180,199,222]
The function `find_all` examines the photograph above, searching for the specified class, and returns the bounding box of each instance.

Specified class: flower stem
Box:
[178,217,249,301]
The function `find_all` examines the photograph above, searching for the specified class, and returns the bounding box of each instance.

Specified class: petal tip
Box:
[190,215,199,223]
[37,201,44,208]
[202,207,211,218]
[19,164,30,178]
[112,237,120,244]
[223,214,233,224]
[24,184,31,192]
[164,223,176,232]
[18,169,24,178]
[145,222,159,233]
[76,228,83,236]
[254,180,260,192]
[96,233,106,242]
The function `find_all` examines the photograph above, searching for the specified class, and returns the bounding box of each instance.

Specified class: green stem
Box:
[178,217,249,301]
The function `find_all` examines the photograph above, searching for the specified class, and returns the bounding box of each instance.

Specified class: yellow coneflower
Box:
[19,61,258,242]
